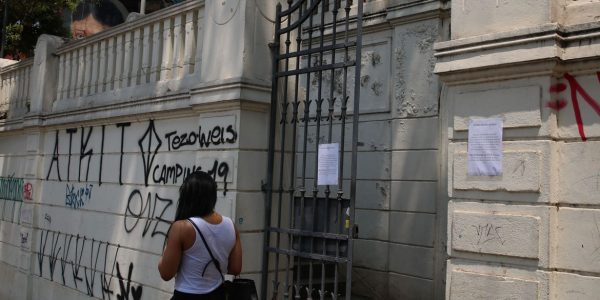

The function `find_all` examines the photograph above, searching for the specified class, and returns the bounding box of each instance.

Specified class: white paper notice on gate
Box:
[467,118,503,176]
[318,143,340,185]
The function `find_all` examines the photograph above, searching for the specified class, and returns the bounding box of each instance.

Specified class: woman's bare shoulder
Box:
[171,219,196,249]
[169,219,196,238]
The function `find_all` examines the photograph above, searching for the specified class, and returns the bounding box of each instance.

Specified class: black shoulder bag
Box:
[188,218,258,300]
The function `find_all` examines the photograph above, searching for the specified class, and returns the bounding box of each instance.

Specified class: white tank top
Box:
[174,216,236,294]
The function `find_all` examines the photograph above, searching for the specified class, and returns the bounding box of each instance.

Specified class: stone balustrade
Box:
[0,0,205,121]
[55,0,203,105]
[0,1,204,120]
[0,58,33,120]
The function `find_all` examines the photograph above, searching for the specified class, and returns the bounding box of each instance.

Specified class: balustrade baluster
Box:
[183,10,196,75]
[98,40,107,92]
[132,28,142,86]
[172,14,184,79]
[194,9,203,77]
[1,76,6,111]
[123,31,133,87]
[76,48,85,97]
[15,69,22,108]
[150,22,162,82]
[90,43,100,94]
[90,43,99,94]
[0,77,5,112]
[5,75,10,111]
[9,71,15,106]
[20,68,27,108]
[106,37,116,91]
[14,71,19,106]
[114,34,124,89]
[57,54,65,100]
[160,18,173,81]
[83,46,92,95]
[68,51,77,98]
[25,67,31,109]
[141,25,152,84]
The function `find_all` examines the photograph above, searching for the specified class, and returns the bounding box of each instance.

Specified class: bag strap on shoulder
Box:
[188,218,225,282]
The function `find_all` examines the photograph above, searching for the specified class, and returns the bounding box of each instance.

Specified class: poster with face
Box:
[71,0,128,39]
[70,0,182,39]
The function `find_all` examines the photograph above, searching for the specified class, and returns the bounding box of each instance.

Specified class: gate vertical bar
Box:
[273,0,294,298]
[262,3,282,299]
[346,0,363,298]
[284,6,303,296]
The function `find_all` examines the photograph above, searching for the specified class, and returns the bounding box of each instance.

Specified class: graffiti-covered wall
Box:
[37,116,237,298]
[0,111,263,300]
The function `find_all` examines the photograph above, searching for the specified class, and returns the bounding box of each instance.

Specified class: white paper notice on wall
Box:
[467,118,503,176]
[318,143,340,185]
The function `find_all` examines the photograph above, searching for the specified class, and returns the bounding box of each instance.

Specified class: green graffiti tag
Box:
[0,177,24,201]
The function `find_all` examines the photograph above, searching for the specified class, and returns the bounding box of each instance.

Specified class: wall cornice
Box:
[434,22,600,83]
[386,0,450,26]
[0,79,271,131]
[190,77,271,105]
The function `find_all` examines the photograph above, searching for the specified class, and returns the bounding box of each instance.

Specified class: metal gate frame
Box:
[262,0,363,299]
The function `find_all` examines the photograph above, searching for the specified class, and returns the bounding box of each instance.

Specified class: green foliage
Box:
[0,0,79,58]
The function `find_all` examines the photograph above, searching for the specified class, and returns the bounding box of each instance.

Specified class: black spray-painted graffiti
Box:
[1,199,22,223]
[138,121,161,187]
[164,124,238,151]
[20,232,29,248]
[0,176,24,201]
[124,190,173,241]
[65,183,94,209]
[152,160,230,186]
[36,228,143,300]
[116,263,143,300]
[472,223,505,245]
[46,120,236,193]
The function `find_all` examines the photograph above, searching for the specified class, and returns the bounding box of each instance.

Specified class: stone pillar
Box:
[436,0,600,299]
[28,34,64,114]
[192,0,275,105]
[191,1,278,296]
[17,34,64,300]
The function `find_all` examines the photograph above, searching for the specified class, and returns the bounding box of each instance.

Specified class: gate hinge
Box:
[352,224,359,239]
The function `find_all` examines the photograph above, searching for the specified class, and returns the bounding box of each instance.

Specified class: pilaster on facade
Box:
[436,0,600,299]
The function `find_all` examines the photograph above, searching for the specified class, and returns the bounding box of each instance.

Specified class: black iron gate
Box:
[262,1,363,299]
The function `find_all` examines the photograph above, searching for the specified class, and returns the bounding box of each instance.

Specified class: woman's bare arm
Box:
[158,220,186,281]
[227,225,242,276]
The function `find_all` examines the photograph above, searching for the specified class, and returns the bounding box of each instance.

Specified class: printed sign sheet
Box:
[318,143,340,185]
[467,118,503,176]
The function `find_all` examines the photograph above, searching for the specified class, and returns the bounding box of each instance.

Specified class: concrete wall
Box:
[437,0,600,299]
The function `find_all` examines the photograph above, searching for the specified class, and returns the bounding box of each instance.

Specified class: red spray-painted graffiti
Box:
[23,183,33,202]
[547,72,600,141]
